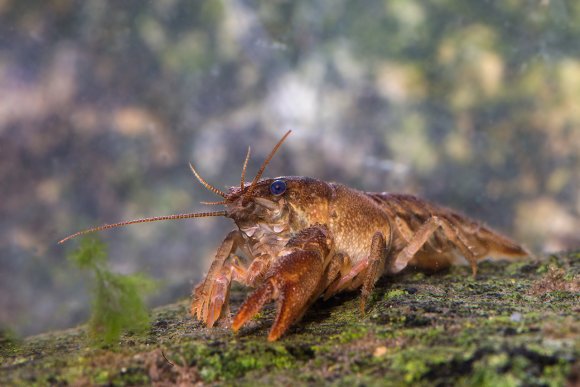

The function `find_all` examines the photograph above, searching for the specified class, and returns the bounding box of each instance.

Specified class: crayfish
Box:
[60,131,529,341]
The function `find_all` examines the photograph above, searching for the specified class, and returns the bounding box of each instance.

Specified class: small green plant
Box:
[68,237,156,346]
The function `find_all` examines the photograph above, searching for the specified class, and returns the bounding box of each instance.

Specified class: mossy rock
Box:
[1,252,578,386]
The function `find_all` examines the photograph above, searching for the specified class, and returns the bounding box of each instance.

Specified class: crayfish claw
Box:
[232,281,275,333]
[233,248,325,341]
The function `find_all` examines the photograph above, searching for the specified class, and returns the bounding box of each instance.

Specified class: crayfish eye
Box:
[269,180,286,196]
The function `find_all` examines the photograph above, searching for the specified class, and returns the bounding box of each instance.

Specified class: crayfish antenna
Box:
[243,130,291,202]
[188,162,227,198]
[58,210,227,244]
[240,146,251,192]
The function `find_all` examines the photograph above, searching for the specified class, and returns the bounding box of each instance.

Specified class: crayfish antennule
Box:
[188,162,227,198]
[243,130,292,202]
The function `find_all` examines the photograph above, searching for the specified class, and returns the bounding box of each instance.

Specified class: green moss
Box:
[390,351,433,383]
[0,329,20,357]
[466,366,520,387]
[331,326,370,344]
[460,353,535,386]
[539,361,572,387]
[383,289,408,300]
[179,340,295,382]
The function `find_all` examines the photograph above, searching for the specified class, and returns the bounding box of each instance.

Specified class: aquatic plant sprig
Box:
[68,237,156,346]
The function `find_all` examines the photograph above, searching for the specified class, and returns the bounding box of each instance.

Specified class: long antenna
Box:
[58,210,227,244]
[243,130,291,202]
[188,162,227,198]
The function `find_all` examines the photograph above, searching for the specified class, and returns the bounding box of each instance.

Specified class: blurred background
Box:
[1,0,579,337]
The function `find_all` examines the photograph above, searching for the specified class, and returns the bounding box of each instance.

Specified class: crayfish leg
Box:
[191,230,249,327]
[323,231,391,313]
[360,232,391,313]
[389,215,529,277]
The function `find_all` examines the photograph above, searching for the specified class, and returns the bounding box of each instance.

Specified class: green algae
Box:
[68,237,157,347]
[383,288,408,300]
[1,251,578,385]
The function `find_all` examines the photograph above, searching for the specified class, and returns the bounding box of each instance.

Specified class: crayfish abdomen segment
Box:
[373,194,530,275]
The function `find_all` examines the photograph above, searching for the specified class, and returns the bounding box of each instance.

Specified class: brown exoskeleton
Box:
[60,130,529,341]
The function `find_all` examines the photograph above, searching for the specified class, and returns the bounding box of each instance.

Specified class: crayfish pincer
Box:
[60,130,529,341]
